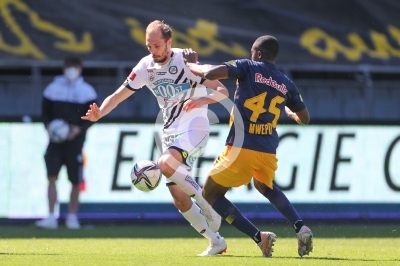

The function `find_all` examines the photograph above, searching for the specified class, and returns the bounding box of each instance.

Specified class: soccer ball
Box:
[131,160,162,192]
[48,119,70,143]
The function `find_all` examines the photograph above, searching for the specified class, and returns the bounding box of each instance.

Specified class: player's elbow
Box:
[220,86,229,98]
[299,117,310,125]
[296,108,310,124]
[202,65,227,80]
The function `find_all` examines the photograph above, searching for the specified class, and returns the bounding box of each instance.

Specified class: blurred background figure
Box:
[35,57,98,229]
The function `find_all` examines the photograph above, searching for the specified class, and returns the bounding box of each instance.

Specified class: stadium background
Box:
[0,0,399,225]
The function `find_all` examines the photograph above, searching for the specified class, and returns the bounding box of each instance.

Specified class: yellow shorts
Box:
[209,146,278,189]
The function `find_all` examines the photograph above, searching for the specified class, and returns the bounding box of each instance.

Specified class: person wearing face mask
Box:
[35,56,97,230]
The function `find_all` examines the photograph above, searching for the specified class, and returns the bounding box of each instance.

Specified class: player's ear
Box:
[167,38,172,49]
[257,50,263,59]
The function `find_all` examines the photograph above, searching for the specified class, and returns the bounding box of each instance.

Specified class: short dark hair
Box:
[254,35,279,61]
[146,20,173,41]
[64,56,82,67]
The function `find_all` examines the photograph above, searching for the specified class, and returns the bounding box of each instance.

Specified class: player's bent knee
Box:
[202,187,219,206]
[202,176,228,205]
[158,154,182,177]
[201,189,212,204]
[157,158,175,177]
[253,179,268,194]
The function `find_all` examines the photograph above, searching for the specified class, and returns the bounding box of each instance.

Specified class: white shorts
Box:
[162,130,209,184]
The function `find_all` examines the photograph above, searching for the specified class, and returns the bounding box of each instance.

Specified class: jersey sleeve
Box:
[285,80,306,112]
[223,59,247,79]
[123,60,147,91]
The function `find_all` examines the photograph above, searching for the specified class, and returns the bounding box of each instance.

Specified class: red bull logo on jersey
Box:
[255,73,288,95]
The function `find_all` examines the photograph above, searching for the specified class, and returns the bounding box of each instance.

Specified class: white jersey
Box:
[124,48,210,134]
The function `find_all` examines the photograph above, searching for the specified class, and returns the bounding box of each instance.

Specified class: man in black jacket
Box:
[35,57,97,229]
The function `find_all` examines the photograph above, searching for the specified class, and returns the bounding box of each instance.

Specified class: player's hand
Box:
[183,97,209,112]
[67,125,81,140]
[81,103,101,122]
[182,48,198,64]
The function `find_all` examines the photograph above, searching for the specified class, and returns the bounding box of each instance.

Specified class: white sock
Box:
[48,213,56,219]
[181,202,222,244]
[169,166,208,207]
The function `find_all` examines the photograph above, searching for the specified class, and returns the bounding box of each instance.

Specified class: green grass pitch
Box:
[1,224,399,265]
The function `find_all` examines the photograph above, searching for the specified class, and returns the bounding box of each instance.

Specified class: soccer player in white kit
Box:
[82,20,228,256]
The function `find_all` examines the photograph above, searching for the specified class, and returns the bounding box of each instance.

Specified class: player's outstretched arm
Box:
[182,80,228,112]
[186,63,229,80]
[81,85,134,122]
[285,106,310,124]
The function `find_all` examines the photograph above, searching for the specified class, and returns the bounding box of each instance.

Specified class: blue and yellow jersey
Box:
[224,59,306,154]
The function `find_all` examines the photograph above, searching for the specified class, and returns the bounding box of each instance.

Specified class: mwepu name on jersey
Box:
[249,122,273,135]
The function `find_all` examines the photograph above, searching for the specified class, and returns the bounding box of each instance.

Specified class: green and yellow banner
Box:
[1,0,400,65]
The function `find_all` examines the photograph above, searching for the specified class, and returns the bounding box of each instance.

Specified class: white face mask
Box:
[64,67,80,81]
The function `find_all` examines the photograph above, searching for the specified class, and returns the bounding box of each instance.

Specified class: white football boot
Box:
[66,215,81,229]
[198,237,227,256]
[35,216,58,229]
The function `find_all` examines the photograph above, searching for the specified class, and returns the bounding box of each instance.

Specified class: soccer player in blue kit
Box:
[185,35,313,258]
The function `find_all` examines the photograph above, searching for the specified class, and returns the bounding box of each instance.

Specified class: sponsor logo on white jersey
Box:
[151,82,191,100]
